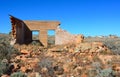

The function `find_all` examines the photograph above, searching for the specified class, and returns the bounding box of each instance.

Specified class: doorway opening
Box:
[31,31,41,45]
[47,30,55,45]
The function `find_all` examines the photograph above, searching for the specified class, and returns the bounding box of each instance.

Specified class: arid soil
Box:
[0,34,120,77]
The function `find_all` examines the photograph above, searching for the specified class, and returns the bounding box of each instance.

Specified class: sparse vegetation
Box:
[10,72,27,77]
[0,33,120,76]
[88,62,115,77]
[0,61,9,76]
[85,36,120,54]
[0,34,20,76]
[0,35,20,61]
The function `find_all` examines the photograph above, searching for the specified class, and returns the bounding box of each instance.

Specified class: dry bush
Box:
[85,36,120,55]
[0,34,20,76]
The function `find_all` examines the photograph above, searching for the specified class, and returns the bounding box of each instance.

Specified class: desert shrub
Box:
[85,36,120,54]
[0,60,14,76]
[0,41,20,61]
[39,57,53,69]
[0,61,9,76]
[88,68,115,77]
[98,68,115,77]
[39,57,54,76]
[90,62,115,77]
[10,72,27,77]
[30,40,42,46]
[87,69,97,77]
[104,39,120,55]
[90,68,116,77]
[0,34,20,61]
[0,34,20,76]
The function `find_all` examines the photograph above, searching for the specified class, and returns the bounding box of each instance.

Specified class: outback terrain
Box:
[0,33,120,77]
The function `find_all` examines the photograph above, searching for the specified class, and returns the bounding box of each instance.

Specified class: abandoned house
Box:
[10,15,60,47]
[10,15,84,47]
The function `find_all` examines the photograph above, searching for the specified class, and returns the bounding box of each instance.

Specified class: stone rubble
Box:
[1,39,119,77]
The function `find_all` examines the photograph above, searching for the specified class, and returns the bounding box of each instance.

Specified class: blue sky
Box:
[0,0,120,36]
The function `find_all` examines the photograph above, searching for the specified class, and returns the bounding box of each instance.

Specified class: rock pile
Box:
[1,40,119,77]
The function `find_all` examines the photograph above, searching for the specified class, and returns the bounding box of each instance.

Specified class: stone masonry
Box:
[55,26,84,45]
[10,15,60,47]
[10,15,84,47]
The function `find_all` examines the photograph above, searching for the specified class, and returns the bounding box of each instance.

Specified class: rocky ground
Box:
[0,34,120,77]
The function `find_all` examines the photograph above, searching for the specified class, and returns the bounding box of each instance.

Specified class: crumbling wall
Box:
[55,26,84,45]
[10,16,32,44]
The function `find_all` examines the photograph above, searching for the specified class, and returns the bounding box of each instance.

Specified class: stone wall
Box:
[55,26,84,45]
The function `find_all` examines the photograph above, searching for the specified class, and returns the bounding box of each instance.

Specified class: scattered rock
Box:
[3,37,114,76]
[20,49,30,55]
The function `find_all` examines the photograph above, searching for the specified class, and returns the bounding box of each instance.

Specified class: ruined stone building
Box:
[10,15,84,47]
[10,15,60,47]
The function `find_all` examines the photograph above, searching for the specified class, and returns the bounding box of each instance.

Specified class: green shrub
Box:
[0,62,9,76]
[0,40,20,61]
[0,34,20,76]
[103,38,120,55]
[90,62,115,77]
[0,59,17,76]
[100,68,115,77]
[97,68,115,77]
[10,72,27,77]
[85,36,120,55]
[30,40,41,46]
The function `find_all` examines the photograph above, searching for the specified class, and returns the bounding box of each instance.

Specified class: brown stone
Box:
[75,35,84,44]
[20,66,26,72]
[15,55,27,61]
[20,50,30,55]
[41,67,48,73]
[81,74,87,77]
